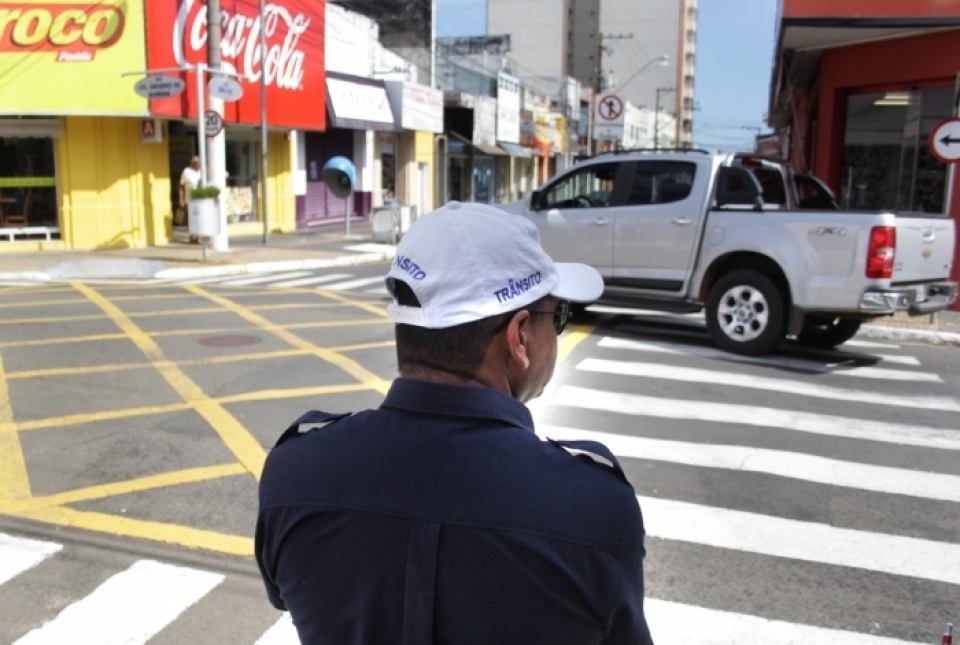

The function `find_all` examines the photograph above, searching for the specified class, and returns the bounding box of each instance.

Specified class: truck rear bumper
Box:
[859,281,958,315]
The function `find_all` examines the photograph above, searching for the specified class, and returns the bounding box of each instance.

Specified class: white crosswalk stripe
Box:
[596,336,941,381]
[318,276,386,291]
[577,357,960,411]
[268,272,353,288]
[0,535,298,645]
[13,559,224,645]
[0,533,62,585]
[539,424,960,502]
[547,385,960,450]
[215,271,315,286]
[645,599,924,645]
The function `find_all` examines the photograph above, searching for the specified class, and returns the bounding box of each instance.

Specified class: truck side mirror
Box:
[529,189,542,212]
[715,166,764,209]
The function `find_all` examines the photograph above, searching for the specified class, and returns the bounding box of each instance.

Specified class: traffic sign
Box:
[133,75,185,100]
[209,77,243,102]
[597,94,624,121]
[204,111,224,137]
[929,117,960,163]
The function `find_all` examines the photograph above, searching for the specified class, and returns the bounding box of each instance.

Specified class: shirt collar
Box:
[381,378,534,432]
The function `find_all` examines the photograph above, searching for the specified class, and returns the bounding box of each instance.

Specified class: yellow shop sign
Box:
[0,0,148,114]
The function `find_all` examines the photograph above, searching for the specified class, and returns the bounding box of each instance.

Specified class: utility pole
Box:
[654,87,675,150]
[206,0,229,251]
[592,32,632,154]
[259,0,269,244]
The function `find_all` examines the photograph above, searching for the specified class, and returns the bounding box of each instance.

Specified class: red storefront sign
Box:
[145,0,325,130]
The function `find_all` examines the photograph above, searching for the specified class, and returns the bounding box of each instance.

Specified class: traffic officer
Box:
[256,202,655,645]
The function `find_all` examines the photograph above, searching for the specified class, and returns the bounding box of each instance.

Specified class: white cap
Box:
[385,201,604,328]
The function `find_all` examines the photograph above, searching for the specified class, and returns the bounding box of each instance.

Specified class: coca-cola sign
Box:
[145,0,325,130]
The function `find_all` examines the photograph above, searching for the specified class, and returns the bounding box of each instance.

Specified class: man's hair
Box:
[393,281,553,379]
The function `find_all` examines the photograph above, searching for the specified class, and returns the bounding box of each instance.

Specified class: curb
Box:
[0,272,51,282]
[856,325,960,347]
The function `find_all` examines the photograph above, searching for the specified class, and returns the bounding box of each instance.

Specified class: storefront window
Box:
[0,136,58,232]
[841,88,952,212]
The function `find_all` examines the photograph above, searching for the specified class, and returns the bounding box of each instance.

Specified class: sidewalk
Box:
[0,226,957,347]
[0,223,395,281]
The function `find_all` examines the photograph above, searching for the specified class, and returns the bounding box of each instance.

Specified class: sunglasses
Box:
[492,300,572,336]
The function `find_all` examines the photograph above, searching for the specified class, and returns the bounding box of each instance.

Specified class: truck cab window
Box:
[626,162,696,206]
[751,168,787,206]
[544,163,618,209]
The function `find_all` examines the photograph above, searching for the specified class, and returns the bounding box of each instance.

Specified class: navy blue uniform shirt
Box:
[256,378,654,645]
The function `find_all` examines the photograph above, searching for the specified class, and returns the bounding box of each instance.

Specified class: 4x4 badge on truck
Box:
[809,227,848,237]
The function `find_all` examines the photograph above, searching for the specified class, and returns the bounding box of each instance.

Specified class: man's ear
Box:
[504,310,532,371]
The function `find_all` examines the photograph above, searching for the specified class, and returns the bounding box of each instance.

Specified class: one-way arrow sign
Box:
[929,117,960,163]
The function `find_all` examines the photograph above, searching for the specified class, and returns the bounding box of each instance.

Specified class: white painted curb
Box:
[857,325,960,347]
[153,251,395,280]
[0,272,51,281]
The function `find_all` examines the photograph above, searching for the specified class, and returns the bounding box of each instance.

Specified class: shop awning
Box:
[447,131,507,156]
[497,142,532,158]
[326,72,400,132]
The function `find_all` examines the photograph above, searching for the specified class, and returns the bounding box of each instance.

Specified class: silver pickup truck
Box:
[499,150,957,356]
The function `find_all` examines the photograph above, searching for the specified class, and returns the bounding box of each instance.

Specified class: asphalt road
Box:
[1,263,958,644]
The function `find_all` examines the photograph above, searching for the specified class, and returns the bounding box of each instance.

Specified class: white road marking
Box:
[178,274,265,285]
[645,598,923,645]
[13,560,223,645]
[362,286,389,295]
[845,339,901,349]
[0,281,42,287]
[268,273,353,288]
[214,271,314,286]
[343,243,398,255]
[576,358,960,412]
[638,495,960,585]
[255,614,299,645]
[320,276,386,291]
[549,385,960,450]
[0,534,62,586]
[596,336,939,382]
[539,424,960,502]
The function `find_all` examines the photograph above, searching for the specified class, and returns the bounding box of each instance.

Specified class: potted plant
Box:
[188,184,222,238]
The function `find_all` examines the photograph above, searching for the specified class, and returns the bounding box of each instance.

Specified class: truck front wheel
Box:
[706,270,787,356]
[796,316,862,349]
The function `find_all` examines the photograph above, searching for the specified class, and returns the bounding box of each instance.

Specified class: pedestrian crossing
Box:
[531,318,959,644]
[167,269,390,294]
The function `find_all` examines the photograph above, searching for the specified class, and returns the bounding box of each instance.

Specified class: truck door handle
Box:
[591,218,609,226]
[672,218,692,226]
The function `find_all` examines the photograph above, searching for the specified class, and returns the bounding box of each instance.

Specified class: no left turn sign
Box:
[929,117,960,163]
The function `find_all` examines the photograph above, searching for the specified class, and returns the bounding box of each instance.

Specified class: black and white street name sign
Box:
[928,117,960,163]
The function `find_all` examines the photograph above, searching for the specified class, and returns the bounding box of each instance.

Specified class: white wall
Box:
[488,0,567,78]
[325,4,417,82]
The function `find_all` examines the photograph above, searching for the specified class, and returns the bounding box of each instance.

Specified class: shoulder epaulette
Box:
[547,438,628,483]
[274,410,352,447]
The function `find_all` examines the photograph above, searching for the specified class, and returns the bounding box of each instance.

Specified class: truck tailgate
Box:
[894,216,954,283]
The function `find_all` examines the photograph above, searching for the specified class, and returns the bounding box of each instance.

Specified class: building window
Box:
[0,136,58,233]
[840,88,952,212]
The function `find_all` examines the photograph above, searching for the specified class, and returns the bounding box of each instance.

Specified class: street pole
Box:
[206,0,229,252]
[654,87,675,150]
[259,0,269,244]
[591,32,632,156]
[196,63,208,262]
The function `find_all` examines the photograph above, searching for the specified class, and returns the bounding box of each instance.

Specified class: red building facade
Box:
[769,0,960,309]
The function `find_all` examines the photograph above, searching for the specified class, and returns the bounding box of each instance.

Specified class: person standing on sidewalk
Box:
[178,156,202,211]
[256,202,655,645]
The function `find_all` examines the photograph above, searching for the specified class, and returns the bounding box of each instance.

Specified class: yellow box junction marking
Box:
[74,284,268,480]
[0,353,31,500]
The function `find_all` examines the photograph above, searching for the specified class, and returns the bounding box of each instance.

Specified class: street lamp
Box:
[654,87,676,150]
[611,54,669,93]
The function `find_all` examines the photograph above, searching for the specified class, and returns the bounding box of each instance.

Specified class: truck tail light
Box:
[866,226,896,279]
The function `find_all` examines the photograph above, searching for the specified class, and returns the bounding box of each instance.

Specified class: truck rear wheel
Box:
[796,316,862,349]
[706,270,787,356]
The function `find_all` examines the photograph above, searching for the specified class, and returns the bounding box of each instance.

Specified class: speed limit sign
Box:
[204,111,223,137]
